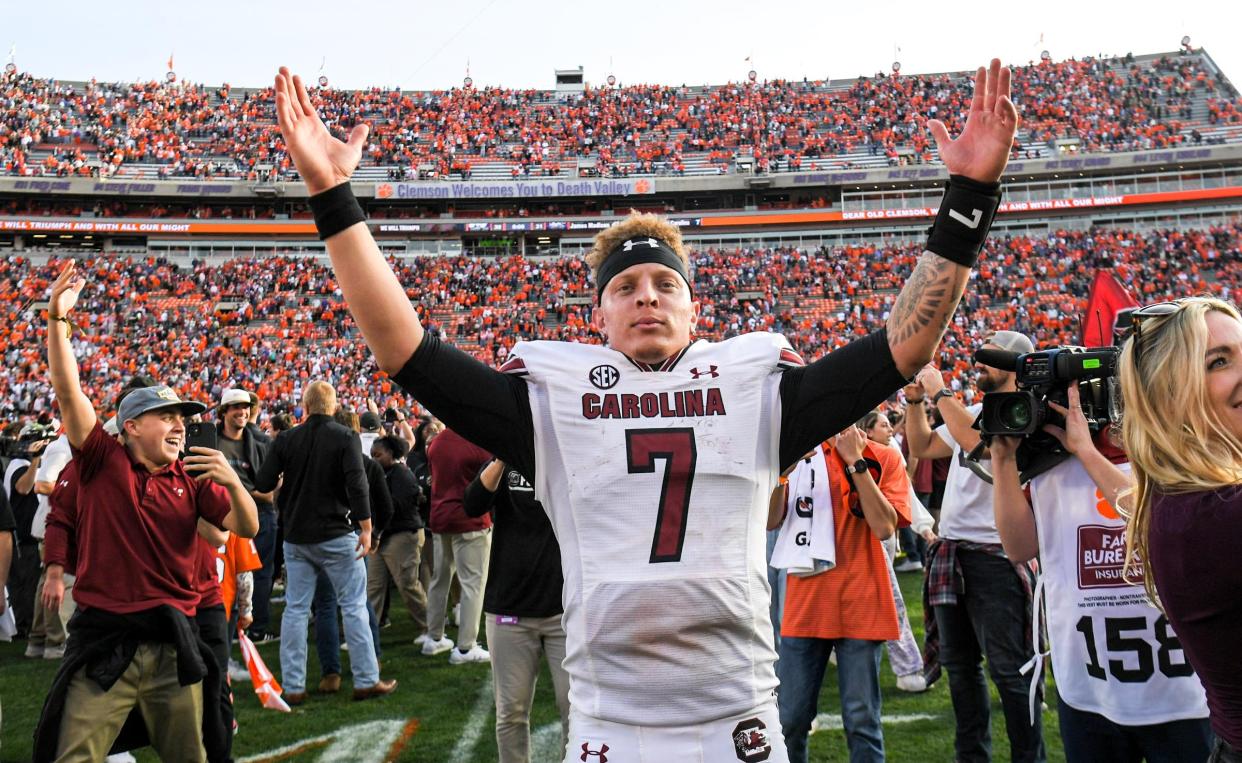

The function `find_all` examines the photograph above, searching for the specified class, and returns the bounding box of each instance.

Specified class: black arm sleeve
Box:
[778,328,910,473]
[392,332,536,481]
[462,466,501,519]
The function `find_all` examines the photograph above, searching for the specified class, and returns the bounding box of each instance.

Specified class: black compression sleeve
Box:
[777,328,910,473]
[391,333,537,481]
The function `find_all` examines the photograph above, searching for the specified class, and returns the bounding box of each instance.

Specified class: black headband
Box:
[594,236,692,300]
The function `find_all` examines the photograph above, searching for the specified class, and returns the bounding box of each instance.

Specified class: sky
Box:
[5,1,1241,91]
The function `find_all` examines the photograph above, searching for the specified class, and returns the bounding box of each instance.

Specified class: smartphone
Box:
[182,422,218,457]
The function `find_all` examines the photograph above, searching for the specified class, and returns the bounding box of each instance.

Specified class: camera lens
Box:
[1000,398,1032,430]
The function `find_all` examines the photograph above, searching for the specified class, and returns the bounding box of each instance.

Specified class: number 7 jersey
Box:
[503,333,801,726]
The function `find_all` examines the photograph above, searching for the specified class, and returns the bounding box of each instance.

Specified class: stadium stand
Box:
[2,50,1240,182]
[1,223,1239,429]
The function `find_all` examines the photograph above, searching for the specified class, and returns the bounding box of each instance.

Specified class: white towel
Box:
[0,587,15,641]
[770,446,837,577]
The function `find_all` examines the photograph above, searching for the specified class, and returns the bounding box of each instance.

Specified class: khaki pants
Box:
[367,529,428,632]
[486,613,571,763]
[426,529,491,649]
[418,533,434,603]
[30,546,75,648]
[56,642,205,762]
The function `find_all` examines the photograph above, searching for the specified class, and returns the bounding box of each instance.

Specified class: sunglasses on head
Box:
[1128,300,1188,373]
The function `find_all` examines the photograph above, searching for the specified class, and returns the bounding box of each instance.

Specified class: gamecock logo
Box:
[732,717,772,762]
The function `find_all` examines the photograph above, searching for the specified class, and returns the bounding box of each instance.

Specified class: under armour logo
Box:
[948,207,983,229]
[175,487,185,497]
[622,237,660,252]
[580,742,609,762]
[690,365,719,379]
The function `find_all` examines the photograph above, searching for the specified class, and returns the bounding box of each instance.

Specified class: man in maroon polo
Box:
[34,261,258,763]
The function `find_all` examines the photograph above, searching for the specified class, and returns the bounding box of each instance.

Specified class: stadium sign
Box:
[4,185,1242,238]
[375,178,655,200]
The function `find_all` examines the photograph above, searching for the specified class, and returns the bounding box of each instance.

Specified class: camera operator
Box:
[5,426,51,640]
[990,383,1210,762]
[904,331,1044,763]
[1117,297,1242,762]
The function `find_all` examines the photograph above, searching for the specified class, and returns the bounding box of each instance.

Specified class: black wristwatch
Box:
[931,389,954,405]
[846,459,869,476]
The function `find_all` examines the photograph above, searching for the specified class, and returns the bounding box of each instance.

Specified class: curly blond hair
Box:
[585,212,689,283]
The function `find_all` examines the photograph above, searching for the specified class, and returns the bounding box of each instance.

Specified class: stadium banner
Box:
[844,185,1242,222]
[3,185,1241,237]
[0,178,259,196]
[0,220,318,234]
[784,146,1242,189]
[374,178,656,200]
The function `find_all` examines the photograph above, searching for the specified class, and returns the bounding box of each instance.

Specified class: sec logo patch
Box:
[589,365,620,390]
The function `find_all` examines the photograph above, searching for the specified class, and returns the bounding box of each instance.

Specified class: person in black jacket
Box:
[253,380,396,704]
[464,458,569,763]
[367,435,428,637]
[310,408,392,694]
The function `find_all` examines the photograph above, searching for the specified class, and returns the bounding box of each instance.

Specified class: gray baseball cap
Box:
[984,330,1034,355]
[117,385,207,424]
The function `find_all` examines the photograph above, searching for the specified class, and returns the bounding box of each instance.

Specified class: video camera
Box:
[974,345,1122,480]
[0,422,56,460]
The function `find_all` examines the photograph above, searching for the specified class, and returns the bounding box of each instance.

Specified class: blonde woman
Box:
[1120,297,1242,763]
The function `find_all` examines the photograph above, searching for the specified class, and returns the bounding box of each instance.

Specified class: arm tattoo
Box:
[888,252,964,346]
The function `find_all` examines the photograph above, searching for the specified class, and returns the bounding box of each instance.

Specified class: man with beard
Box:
[903,331,1045,763]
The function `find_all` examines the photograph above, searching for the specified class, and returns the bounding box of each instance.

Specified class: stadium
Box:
[1,28,1241,763]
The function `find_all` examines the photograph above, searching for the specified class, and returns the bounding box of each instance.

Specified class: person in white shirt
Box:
[26,433,74,659]
[905,331,1045,763]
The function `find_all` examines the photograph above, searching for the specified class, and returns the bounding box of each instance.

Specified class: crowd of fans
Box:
[0,221,1239,431]
[2,52,1238,181]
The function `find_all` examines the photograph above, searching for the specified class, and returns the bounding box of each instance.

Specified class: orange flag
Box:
[238,628,291,712]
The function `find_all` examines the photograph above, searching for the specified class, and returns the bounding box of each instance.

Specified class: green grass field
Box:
[0,571,1066,762]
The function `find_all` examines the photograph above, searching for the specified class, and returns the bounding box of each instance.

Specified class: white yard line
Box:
[448,669,495,763]
[531,721,564,763]
[236,719,411,763]
[811,712,939,732]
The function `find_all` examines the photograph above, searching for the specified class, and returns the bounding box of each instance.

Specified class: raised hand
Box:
[273,67,370,195]
[48,260,86,318]
[929,59,1019,184]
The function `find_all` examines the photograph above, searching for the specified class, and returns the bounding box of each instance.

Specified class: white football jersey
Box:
[504,333,802,726]
[1029,458,1208,725]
